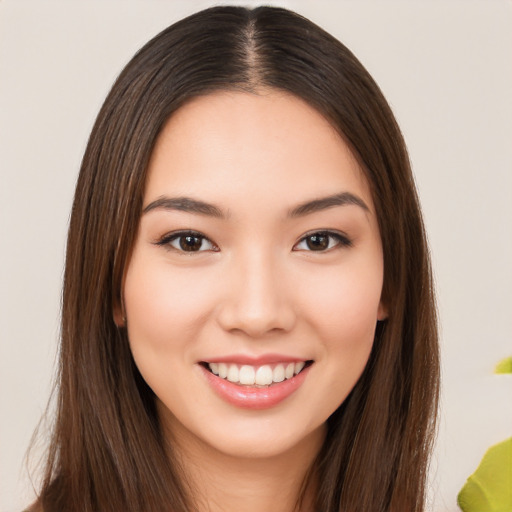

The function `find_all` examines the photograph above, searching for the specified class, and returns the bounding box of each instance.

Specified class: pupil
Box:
[180,235,202,251]
[307,234,328,251]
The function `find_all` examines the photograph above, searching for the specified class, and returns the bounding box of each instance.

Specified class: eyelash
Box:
[155,229,352,254]
[155,230,219,253]
[293,230,353,252]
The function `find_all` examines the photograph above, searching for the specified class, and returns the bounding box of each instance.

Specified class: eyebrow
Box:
[143,196,226,218]
[288,192,369,217]
[142,191,369,219]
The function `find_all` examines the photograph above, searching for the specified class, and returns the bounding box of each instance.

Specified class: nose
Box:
[216,252,297,338]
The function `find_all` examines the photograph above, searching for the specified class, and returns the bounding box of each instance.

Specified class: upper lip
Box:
[200,354,310,366]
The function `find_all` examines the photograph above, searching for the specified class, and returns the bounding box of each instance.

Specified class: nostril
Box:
[216,304,297,337]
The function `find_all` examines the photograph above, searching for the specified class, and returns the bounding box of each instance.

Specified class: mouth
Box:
[200,360,314,388]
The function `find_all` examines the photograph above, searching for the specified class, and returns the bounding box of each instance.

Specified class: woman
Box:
[30,6,439,512]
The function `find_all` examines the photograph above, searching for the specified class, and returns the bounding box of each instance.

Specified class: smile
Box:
[200,359,314,409]
[206,361,308,387]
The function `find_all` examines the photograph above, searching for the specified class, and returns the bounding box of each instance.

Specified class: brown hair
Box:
[34,6,439,512]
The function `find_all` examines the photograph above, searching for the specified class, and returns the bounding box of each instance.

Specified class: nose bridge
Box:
[217,246,295,336]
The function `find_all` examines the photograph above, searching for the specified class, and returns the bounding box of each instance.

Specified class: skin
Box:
[119,90,386,512]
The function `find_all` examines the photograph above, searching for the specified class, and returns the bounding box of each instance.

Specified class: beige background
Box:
[1,1,511,511]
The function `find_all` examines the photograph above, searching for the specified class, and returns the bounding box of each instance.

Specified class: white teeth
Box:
[218,363,228,379]
[239,365,255,385]
[285,362,294,379]
[207,360,309,386]
[255,365,273,385]
[272,364,285,383]
[227,364,239,383]
[294,361,305,374]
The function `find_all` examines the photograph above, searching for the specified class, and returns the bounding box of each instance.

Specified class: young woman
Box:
[30,6,439,512]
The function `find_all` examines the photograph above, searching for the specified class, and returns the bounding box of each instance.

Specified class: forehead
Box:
[145,90,374,213]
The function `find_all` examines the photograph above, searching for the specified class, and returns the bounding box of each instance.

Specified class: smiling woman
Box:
[122,90,386,464]
[28,6,439,512]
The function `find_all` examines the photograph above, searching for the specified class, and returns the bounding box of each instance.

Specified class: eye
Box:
[156,231,218,253]
[294,230,352,252]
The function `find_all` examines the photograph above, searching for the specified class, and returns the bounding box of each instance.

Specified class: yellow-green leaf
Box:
[458,437,512,512]
[495,357,512,374]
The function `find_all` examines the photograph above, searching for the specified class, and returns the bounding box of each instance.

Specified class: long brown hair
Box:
[34,6,439,512]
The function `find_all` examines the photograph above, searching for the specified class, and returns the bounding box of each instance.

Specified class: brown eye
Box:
[294,231,352,252]
[305,233,329,251]
[179,234,204,251]
[156,231,217,253]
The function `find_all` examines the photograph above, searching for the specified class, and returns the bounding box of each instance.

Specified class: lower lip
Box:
[200,364,311,410]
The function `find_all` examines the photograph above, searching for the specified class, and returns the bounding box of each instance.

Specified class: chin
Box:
[202,422,327,461]
[159,398,327,461]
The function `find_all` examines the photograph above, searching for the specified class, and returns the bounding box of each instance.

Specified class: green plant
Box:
[457,357,512,512]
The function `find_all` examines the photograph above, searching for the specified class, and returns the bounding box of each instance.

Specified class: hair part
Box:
[34,6,439,512]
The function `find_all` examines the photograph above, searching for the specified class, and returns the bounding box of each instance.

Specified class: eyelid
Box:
[293,229,353,252]
[153,228,351,253]
[154,230,219,253]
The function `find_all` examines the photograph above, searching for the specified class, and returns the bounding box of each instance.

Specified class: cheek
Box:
[310,271,381,406]
[123,255,220,355]
[301,261,383,340]
[297,257,383,398]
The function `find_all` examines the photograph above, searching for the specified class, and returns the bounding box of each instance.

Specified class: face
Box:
[120,90,386,460]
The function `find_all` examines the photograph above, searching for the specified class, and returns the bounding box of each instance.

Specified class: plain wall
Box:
[1,1,511,511]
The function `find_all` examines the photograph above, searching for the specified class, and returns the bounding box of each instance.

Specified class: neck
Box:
[164,417,325,512]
